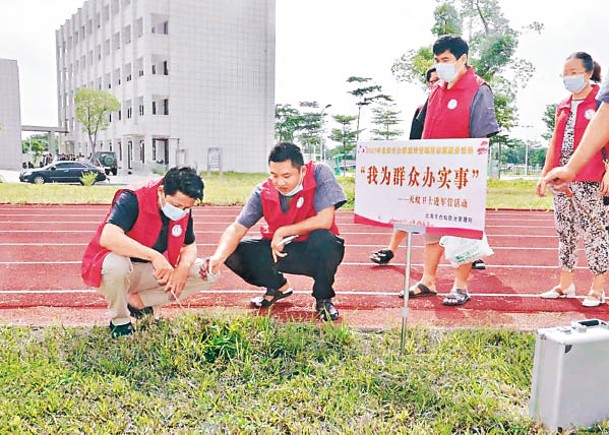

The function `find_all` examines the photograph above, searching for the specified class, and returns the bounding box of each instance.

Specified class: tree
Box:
[75,88,120,154]
[296,101,332,161]
[329,115,359,175]
[541,103,557,142]
[370,102,403,140]
[346,77,392,142]
[22,134,49,162]
[275,104,302,142]
[390,0,543,177]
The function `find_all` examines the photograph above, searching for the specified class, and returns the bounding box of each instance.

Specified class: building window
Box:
[163,61,169,75]
[139,140,145,163]
[135,17,143,38]
[163,99,169,115]
[151,101,156,115]
[122,25,131,46]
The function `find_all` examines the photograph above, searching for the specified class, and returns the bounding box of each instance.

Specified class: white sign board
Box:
[354,138,489,239]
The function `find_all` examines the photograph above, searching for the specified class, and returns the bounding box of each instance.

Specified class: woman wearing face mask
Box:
[537,52,609,307]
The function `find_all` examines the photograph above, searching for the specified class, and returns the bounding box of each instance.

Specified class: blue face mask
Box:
[435,62,458,83]
[162,201,190,221]
[563,75,587,94]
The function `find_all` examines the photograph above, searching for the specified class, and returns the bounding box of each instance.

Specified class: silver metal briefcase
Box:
[530,319,609,431]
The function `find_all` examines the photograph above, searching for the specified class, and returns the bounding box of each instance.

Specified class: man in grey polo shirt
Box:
[546,77,609,184]
[208,143,346,321]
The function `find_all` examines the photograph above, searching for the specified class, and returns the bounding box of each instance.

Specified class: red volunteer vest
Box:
[422,67,485,139]
[551,84,607,182]
[81,179,189,287]
[259,161,339,241]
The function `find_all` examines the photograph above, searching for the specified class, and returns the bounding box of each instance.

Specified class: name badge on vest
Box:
[447,99,458,110]
[171,225,183,237]
[585,109,595,120]
[296,197,304,208]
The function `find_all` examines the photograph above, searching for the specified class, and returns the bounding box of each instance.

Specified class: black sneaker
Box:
[127,304,154,319]
[472,259,486,270]
[109,321,135,338]
[315,299,339,321]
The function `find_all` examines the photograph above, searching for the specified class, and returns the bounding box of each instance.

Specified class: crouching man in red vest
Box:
[82,166,216,337]
[208,143,346,321]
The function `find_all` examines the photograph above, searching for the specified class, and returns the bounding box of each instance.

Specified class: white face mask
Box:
[161,201,190,221]
[435,62,458,83]
[279,171,304,197]
[563,75,587,94]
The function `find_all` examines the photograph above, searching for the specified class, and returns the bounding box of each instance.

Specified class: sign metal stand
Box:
[394,224,425,354]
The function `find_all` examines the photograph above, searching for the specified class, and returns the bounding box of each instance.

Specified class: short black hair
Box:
[425,66,437,83]
[433,35,469,61]
[268,142,304,169]
[162,166,204,200]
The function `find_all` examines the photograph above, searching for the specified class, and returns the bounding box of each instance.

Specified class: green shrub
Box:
[79,172,98,186]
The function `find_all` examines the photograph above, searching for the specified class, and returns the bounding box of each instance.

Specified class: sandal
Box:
[442,288,471,306]
[127,304,154,319]
[582,290,606,308]
[399,282,437,298]
[370,249,394,265]
[250,287,294,308]
[540,284,576,299]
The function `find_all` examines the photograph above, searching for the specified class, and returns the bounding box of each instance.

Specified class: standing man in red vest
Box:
[82,166,215,338]
[208,143,346,320]
[408,35,499,306]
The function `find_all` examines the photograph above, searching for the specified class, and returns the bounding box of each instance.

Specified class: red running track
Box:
[1,204,607,329]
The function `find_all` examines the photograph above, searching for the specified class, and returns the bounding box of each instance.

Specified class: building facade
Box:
[56,0,275,173]
[0,59,23,170]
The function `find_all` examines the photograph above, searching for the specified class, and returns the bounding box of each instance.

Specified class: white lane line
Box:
[0,219,557,227]
[0,261,584,270]
[0,288,576,299]
[0,243,561,250]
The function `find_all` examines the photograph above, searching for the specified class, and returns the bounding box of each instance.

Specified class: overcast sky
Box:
[2,0,609,143]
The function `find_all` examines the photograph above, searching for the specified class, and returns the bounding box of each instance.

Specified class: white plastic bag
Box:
[439,234,494,267]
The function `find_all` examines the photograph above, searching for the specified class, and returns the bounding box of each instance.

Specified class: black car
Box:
[19,161,107,184]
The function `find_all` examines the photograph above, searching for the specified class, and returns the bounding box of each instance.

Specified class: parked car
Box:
[19,161,107,184]
[89,151,118,175]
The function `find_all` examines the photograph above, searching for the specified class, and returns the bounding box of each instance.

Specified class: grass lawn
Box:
[0,174,577,432]
[0,314,564,433]
[0,173,553,210]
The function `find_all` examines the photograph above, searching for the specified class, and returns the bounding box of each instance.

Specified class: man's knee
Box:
[101,253,132,279]
[307,230,345,259]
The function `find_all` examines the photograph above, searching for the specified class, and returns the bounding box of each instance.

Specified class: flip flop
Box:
[370,249,394,265]
[250,287,294,308]
[442,288,471,306]
[400,282,437,299]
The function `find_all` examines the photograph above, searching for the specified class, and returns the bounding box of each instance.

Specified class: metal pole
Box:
[525,140,529,177]
[400,230,414,354]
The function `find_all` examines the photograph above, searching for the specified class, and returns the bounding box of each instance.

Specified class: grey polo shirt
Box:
[236,162,347,229]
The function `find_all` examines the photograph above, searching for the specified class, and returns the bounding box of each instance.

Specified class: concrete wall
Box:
[0,59,23,170]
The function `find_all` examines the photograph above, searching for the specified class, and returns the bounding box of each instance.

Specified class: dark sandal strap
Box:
[370,249,394,264]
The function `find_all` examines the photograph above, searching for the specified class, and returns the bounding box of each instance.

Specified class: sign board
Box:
[354,138,489,239]
[207,147,223,174]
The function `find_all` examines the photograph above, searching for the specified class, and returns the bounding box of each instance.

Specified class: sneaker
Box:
[472,259,486,270]
[316,299,339,321]
[109,321,135,338]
